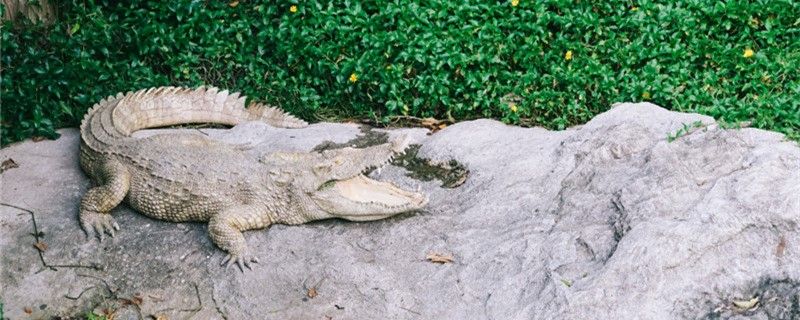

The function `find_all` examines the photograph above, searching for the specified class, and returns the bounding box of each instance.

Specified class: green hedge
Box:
[2,0,799,145]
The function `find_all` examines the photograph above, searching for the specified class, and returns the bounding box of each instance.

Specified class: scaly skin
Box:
[79,87,428,271]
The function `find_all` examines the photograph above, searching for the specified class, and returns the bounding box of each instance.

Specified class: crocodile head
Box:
[261,135,429,221]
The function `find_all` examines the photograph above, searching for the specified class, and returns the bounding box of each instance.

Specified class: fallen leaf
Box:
[732,296,759,310]
[307,287,318,299]
[33,241,48,252]
[228,1,239,7]
[31,136,45,142]
[419,117,451,133]
[24,306,32,314]
[426,252,454,264]
[1,158,19,173]
[776,236,786,257]
[155,314,169,320]
[420,117,440,128]
[560,279,573,287]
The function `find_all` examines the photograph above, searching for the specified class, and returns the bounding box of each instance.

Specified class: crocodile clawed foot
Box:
[80,211,120,242]
[221,253,259,272]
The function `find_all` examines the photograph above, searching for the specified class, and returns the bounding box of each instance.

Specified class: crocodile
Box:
[79,86,428,270]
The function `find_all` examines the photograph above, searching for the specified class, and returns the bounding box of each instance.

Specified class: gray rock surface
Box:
[1,103,798,319]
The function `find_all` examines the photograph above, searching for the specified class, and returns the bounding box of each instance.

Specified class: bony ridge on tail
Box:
[79,86,429,271]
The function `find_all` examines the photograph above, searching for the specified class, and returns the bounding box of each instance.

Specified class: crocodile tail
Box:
[79,86,308,150]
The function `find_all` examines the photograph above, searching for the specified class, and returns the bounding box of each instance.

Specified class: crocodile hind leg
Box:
[208,204,271,271]
[80,159,130,241]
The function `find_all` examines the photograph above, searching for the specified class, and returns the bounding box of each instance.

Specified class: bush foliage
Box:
[2,0,799,144]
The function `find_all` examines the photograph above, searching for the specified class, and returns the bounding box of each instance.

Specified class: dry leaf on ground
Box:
[1,158,19,173]
[33,241,48,252]
[732,296,759,310]
[420,117,449,133]
[426,252,454,264]
[420,117,440,128]
[307,287,318,299]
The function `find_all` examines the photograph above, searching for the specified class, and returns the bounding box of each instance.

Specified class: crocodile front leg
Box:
[208,204,272,271]
[80,159,130,240]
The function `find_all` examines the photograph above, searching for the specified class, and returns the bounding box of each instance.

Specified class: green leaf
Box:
[70,23,80,35]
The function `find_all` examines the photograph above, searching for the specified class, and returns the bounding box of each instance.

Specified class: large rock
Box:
[1,103,798,319]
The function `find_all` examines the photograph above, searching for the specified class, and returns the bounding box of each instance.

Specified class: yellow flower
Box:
[565,50,573,61]
[511,0,519,7]
[743,48,754,58]
[290,5,297,13]
[630,6,638,11]
[509,103,518,113]
[349,73,358,83]
[642,91,651,100]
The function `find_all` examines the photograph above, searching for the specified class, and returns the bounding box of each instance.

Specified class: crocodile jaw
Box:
[311,175,428,221]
